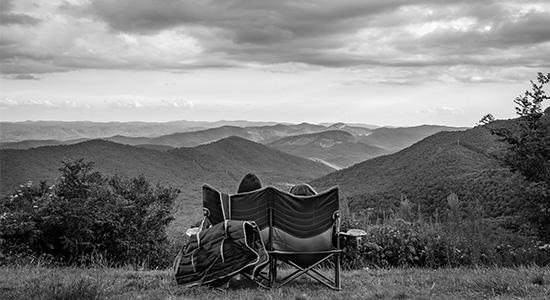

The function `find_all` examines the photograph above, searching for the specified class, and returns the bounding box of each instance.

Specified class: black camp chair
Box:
[202,184,271,287]
[203,184,342,290]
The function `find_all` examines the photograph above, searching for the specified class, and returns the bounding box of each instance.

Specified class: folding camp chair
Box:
[201,184,270,287]
[229,186,342,290]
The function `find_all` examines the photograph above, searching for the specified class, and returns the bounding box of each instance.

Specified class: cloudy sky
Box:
[1,0,549,127]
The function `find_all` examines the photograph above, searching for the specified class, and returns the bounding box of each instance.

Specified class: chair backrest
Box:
[228,186,339,253]
[202,184,230,226]
[229,187,272,230]
[270,186,339,252]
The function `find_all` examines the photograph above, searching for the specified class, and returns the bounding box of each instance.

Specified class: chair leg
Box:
[269,255,277,286]
[240,272,270,289]
[335,252,341,290]
[278,254,341,290]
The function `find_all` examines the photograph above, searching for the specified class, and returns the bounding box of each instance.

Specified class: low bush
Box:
[0,159,180,268]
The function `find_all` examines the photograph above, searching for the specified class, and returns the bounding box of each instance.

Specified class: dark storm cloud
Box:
[79,0,549,69]
[497,10,550,45]
[0,0,41,26]
[0,37,67,74]
[82,0,416,57]
[86,0,403,35]
[85,0,206,33]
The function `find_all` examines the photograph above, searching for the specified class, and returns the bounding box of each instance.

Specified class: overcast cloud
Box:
[0,0,549,126]
[2,0,548,80]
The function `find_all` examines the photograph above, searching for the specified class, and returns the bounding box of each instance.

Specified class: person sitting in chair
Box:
[237,173,262,193]
[289,183,317,196]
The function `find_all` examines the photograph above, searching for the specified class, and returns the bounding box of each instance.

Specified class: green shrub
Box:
[0,159,179,268]
[363,219,426,267]
[340,213,548,269]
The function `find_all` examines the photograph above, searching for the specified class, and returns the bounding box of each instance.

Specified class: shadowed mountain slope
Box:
[310,123,522,219]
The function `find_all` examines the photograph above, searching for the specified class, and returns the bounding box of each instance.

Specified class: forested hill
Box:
[170,136,336,191]
[0,137,333,198]
[310,121,523,219]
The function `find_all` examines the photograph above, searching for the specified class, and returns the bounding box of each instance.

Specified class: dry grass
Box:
[1,265,549,300]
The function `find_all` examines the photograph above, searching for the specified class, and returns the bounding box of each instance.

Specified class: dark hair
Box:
[289,183,317,196]
[237,173,262,193]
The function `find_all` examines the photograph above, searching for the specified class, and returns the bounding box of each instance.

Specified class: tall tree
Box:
[481,72,550,242]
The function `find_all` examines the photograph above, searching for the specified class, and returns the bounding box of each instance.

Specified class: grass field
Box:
[1,265,549,300]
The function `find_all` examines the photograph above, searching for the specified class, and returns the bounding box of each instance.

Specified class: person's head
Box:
[237,173,262,193]
[289,183,317,196]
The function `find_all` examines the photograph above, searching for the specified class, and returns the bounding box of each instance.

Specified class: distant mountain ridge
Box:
[0,139,88,150]
[101,123,330,148]
[357,125,468,151]
[320,122,380,129]
[0,120,283,143]
[0,122,331,147]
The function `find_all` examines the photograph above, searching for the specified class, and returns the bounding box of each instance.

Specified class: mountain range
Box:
[0,120,281,143]
[103,123,330,148]
[0,121,467,169]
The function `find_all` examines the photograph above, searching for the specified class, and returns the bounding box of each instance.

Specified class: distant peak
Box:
[208,135,256,145]
[329,122,346,129]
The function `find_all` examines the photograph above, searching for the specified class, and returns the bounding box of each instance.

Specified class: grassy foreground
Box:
[1,265,549,300]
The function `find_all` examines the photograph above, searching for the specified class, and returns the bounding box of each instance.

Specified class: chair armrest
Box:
[186,227,200,237]
[340,228,367,247]
[342,229,367,237]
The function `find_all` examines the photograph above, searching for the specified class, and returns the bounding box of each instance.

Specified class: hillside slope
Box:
[185,136,335,187]
[268,130,389,169]
[0,139,85,150]
[310,123,521,218]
